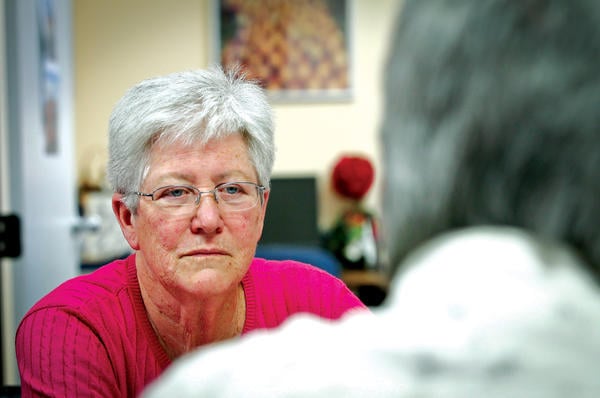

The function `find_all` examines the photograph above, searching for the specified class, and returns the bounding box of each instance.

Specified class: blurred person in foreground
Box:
[143,0,600,397]
[15,67,366,397]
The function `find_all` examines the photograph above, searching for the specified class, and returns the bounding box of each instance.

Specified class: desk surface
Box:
[342,269,390,289]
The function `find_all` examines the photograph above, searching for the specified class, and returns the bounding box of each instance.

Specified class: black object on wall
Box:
[259,176,320,247]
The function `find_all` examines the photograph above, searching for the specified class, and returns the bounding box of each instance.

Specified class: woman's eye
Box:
[158,187,192,200]
[223,185,241,195]
[168,188,186,197]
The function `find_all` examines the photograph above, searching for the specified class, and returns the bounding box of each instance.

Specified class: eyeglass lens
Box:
[146,182,263,214]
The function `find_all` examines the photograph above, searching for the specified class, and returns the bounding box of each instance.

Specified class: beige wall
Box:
[73,0,401,230]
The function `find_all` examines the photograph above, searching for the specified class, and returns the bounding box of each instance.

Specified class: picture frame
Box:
[38,0,60,154]
[213,0,353,103]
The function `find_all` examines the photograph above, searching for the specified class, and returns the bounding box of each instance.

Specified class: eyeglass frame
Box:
[133,181,267,214]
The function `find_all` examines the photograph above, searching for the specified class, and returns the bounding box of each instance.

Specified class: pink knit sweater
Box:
[16,255,365,397]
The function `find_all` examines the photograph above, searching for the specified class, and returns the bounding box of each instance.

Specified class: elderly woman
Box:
[16,67,366,397]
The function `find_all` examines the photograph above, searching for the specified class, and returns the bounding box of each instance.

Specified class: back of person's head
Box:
[381,0,600,277]
[107,66,274,213]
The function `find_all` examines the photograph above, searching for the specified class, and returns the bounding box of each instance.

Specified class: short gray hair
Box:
[381,0,600,276]
[107,66,275,213]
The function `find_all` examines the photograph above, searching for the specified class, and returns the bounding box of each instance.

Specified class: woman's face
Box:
[121,134,269,301]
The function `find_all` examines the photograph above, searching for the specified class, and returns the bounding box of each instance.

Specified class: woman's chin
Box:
[177,268,238,297]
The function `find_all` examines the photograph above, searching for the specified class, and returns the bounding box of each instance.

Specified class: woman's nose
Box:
[190,194,223,234]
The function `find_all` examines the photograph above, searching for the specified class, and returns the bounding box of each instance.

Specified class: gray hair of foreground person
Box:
[106,66,275,213]
[381,0,600,278]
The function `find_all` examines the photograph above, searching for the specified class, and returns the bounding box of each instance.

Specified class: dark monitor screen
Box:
[259,176,320,246]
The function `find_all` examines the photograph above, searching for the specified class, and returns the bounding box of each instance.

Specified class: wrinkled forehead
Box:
[143,133,255,179]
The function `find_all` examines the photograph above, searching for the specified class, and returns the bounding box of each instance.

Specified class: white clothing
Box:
[143,227,600,398]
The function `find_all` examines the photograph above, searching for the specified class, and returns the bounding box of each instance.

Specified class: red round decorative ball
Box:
[331,155,375,200]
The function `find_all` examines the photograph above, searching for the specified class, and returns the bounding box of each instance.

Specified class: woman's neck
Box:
[140,280,246,360]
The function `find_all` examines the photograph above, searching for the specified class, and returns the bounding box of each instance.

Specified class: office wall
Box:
[73,0,401,229]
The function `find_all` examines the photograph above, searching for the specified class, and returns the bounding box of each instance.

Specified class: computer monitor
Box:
[259,176,320,246]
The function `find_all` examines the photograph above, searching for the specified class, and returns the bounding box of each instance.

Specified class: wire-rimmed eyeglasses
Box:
[134,181,266,216]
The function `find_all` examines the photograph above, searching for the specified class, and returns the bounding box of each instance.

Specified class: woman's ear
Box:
[259,189,270,220]
[112,193,140,250]
[255,189,270,244]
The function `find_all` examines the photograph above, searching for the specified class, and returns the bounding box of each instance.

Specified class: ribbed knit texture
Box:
[16,254,365,397]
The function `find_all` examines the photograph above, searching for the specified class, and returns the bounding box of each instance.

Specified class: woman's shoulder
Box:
[24,255,133,317]
[247,257,362,308]
[250,257,340,284]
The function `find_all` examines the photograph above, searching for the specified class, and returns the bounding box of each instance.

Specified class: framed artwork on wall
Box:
[213,0,353,103]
